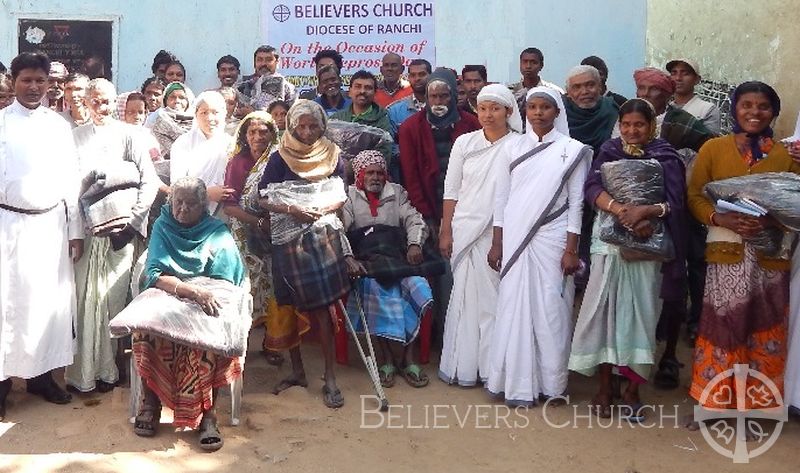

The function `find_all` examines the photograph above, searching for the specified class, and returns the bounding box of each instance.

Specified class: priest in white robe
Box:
[0,52,84,420]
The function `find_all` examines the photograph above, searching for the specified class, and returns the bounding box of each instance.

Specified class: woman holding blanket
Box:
[438,84,522,386]
[686,82,800,429]
[569,98,686,420]
[485,86,591,406]
[257,99,351,409]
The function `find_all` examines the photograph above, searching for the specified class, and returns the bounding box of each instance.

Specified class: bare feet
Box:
[271,374,308,395]
[322,377,343,409]
[590,391,612,418]
[683,414,700,431]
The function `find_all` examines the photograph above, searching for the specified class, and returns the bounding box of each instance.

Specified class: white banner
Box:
[262,1,435,90]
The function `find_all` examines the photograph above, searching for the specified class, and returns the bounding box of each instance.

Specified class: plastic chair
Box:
[335,302,432,365]
[128,352,244,426]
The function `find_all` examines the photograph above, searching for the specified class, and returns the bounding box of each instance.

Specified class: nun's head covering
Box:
[425,67,460,128]
[477,84,523,133]
[525,86,570,139]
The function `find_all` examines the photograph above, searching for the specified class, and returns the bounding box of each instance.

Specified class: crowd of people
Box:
[1,43,800,452]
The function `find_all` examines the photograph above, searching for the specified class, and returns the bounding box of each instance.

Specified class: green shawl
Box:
[143,205,245,289]
[564,95,618,151]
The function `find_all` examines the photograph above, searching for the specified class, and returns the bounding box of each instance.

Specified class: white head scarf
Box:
[525,86,570,140]
[477,84,523,133]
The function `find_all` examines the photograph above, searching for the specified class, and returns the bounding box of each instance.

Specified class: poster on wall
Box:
[17,19,113,80]
[262,0,435,93]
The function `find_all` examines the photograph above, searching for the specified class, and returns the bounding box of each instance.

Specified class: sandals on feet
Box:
[322,385,344,409]
[401,364,429,388]
[133,403,161,437]
[620,402,646,423]
[198,416,224,452]
[379,364,397,388]
[654,357,683,390]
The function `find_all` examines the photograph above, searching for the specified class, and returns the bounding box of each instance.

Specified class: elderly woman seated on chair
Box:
[342,150,443,388]
[132,176,244,452]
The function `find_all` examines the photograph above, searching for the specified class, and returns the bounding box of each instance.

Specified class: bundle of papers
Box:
[715,198,768,217]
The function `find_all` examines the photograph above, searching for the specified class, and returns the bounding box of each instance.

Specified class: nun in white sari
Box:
[438,84,523,386]
[785,111,800,412]
[485,87,592,406]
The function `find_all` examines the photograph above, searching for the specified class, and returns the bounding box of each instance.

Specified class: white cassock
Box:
[0,100,83,380]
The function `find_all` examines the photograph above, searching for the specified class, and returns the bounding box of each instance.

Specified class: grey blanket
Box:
[80,161,141,235]
[109,276,253,357]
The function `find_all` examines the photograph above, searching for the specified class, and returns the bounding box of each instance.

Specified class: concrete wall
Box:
[1,0,647,97]
[646,0,800,136]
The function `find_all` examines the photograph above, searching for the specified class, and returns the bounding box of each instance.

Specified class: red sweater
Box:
[398,110,481,219]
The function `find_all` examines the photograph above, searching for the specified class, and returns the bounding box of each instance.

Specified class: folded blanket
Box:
[598,159,674,260]
[109,276,253,357]
[704,171,800,257]
[80,161,141,235]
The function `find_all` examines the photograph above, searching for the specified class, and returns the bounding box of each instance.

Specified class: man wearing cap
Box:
[341,150,436,388]
[666,58,721,135]
[44,61,68,112]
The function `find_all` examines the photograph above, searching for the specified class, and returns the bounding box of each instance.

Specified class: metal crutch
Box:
[337,287,389,411]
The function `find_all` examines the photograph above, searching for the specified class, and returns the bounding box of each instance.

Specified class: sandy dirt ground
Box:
[1,327,798,473]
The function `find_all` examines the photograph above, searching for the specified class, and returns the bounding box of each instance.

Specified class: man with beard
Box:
[398,68,480,226]
[236,45,296,113]
[313,64,350,116]
[398,67,480,344]
[59,72,91,128]
[341,150,435,388]
[1,52,84,421]
[563,65,619,290]
[330,70,392,164]
[374,52,412,108]
[460,65,487,116]
[44,61,68,111]
[581,55,627,108]
[216,55,240,89]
